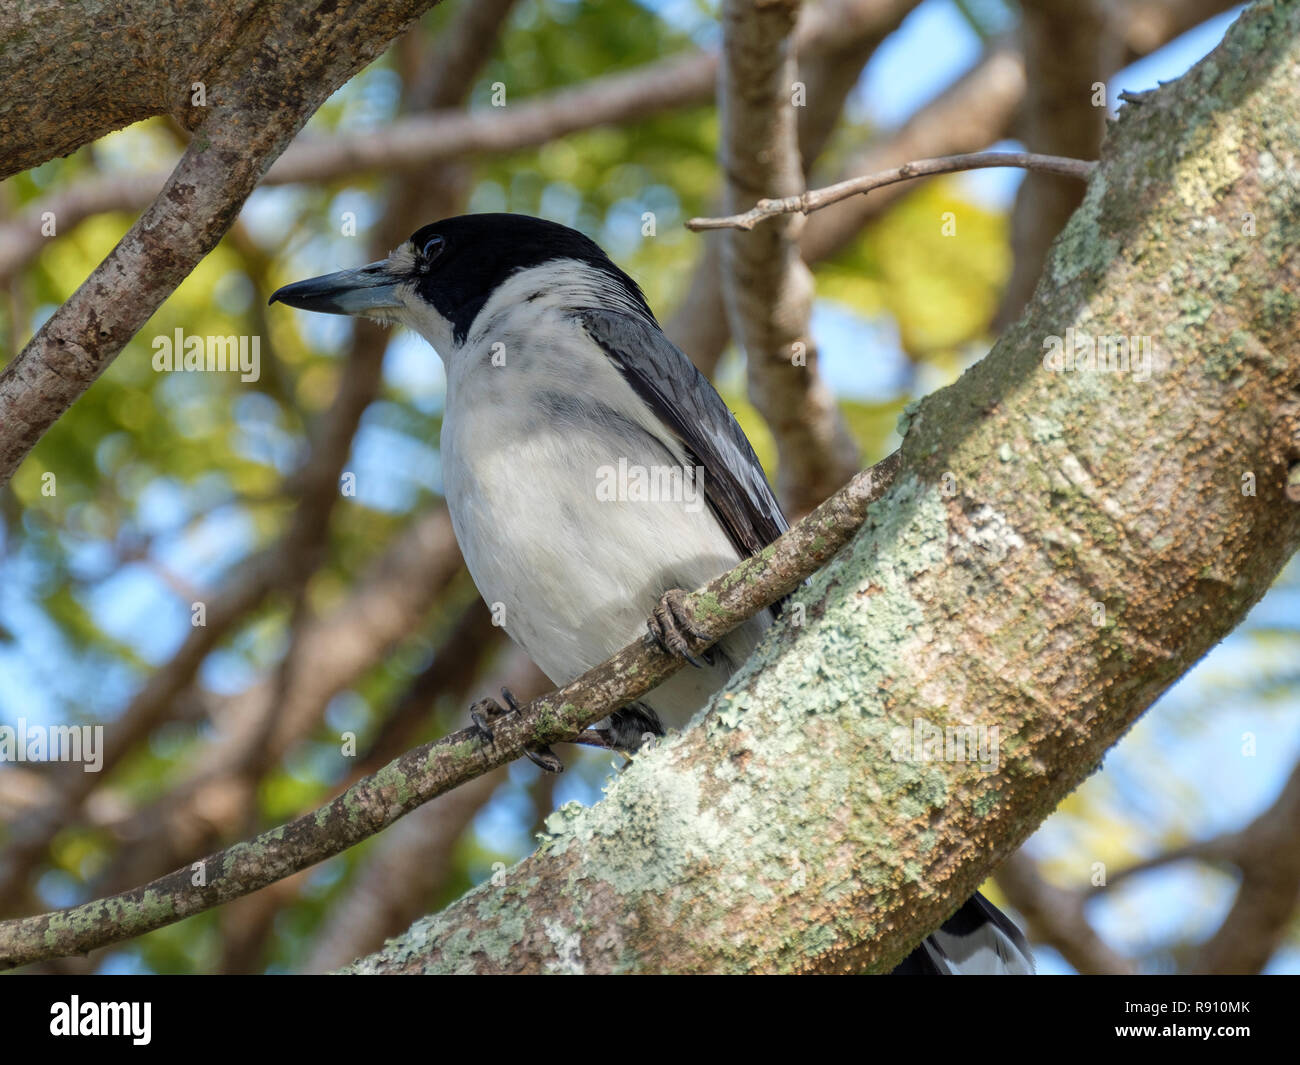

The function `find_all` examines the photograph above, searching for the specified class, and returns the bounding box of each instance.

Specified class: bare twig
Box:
[799,43,1027,263]
[689,151,1097,231]
[667,41,1026,373]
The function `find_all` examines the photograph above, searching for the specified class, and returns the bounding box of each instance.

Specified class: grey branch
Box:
[688,151,1097,231]
[995,851,1138,975]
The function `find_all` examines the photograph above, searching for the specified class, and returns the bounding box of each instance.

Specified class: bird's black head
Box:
[408,214,654,341]
[269,213,655,349]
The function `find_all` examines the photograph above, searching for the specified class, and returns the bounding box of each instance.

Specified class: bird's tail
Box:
[891,892,1034,975]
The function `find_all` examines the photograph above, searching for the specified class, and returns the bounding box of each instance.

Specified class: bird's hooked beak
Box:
[268,258,404,316]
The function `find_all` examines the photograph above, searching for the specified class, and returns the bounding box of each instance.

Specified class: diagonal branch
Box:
[0,453,900,969]
[689,152,1097,231]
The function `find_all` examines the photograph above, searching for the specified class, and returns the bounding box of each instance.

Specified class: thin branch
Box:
[688,151,1097,231]
[667,41,1027,374]
[799,42,1027,263]
[1082,837,1233,897]
[0,452,901,970]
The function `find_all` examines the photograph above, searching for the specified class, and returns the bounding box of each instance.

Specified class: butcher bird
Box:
[269,212,1033,975]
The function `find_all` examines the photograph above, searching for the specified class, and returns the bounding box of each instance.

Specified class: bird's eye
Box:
[421,236,445,262]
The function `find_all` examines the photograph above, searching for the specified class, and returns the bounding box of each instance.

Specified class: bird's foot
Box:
[468,687,564,773]
[468,698,501,743]
[647,588,711,668]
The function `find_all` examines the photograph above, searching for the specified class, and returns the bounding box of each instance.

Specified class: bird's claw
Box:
[467,687,564,773]
[648,588,710,669]
[523,747,565,773]
[468,700,499,743]
[501,687,564,772]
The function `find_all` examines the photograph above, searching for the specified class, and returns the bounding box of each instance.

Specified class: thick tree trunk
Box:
[347,0,1300,974]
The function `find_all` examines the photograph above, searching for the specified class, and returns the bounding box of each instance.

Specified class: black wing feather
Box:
[576,309,788,560]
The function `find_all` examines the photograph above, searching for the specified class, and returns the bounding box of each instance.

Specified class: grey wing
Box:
[576,308,789,559]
